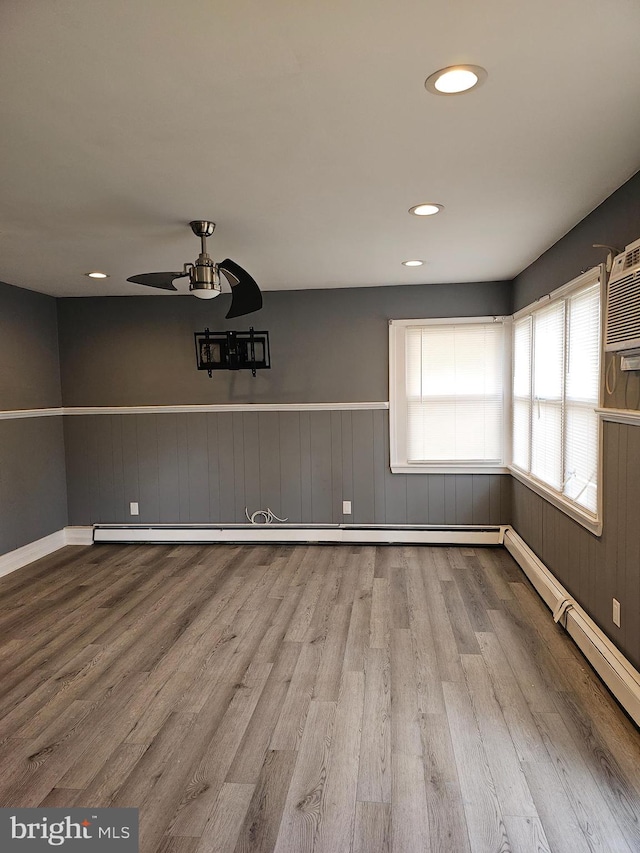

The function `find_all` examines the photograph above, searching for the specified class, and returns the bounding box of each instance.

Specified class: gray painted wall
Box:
[64,409,511,527]
[0,280,62,409]
[512,169,640,312]
[58,280,512,527]
[57,281,511,406]
[510,170,640,669]
[0,281,68,556]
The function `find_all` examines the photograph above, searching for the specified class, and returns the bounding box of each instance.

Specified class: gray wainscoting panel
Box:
[64,409,511,529]
[512,420,640,670]
[604,359,640,412]
[0,416,68,556]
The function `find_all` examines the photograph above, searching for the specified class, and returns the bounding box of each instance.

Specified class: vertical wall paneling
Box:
[157,414,180,524]
[310,411,332,523]
[206,414,221,522]
[86,415,102,525]
[489,475,502,523]
[614,423,629,642]
[279,412,302,523]
[604,423,620,637]
[64,415,89,526]
[299,412,312,522]
[121,415,140,521]
[455,475,473,524]
[64,409,511,531]
[217,413,236,523]
[242,412,260,521]
[444,477,457,525]
[0,432,10,557]
[372,409,387,524]
[382,418,407,524]
[406,474,428,526]
[137,415,160,524]
[624,425,640,657]
[352,410,375,525]
[330,411,344,524]
[0,417,67,554]
[258,413,281,519]
[175,414,189,523]
[340,412,354,518]
[426,475,445,525]
[96,415,116,523]
[111,415,126,524]
[499,474,512,526]
[512,421,640,670]
[471,475,490,525]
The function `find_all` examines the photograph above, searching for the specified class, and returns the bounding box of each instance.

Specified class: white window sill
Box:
[391,464,511,475]
[509,465,602,536]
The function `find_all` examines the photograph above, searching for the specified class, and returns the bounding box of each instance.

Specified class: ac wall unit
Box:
[605,236,640,352]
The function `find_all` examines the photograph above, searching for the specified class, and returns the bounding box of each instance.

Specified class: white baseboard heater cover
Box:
[504,527,640,727]
[93,524,505,546]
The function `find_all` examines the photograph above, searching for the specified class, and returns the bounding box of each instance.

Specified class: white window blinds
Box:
[564,284,601,512]
[531,301,565,490]
[511,272,601,518]
[512,317,531,471]
[404,322,505,464]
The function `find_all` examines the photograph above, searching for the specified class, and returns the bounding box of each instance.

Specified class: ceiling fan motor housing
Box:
[189,255,221,297]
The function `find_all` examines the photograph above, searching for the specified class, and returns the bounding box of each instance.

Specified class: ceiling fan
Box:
[127,220,262,319]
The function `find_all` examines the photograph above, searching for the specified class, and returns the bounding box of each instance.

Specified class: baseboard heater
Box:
[93,523,505,546]
[504,527,640,727]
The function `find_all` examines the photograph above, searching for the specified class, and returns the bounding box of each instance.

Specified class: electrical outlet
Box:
[129,502,139,516]
[342,500,352,515]
[613,598,621,628]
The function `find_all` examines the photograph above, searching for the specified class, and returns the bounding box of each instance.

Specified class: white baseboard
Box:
[0,527,93,580]
[0,530,67,579]
[64,526,94,545]
[93,524,506,546]
[504,526,640,727]
[0,523,503,579]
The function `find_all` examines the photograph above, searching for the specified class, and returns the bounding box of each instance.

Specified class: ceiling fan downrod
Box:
[188,220,220,299]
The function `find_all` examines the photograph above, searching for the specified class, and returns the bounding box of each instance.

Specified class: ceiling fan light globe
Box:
[192,287,220,300]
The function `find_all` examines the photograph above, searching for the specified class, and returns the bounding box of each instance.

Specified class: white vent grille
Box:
[605,238,640,352]
[624,246,640,270]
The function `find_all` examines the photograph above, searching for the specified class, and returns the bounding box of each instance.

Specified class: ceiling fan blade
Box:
[126,271,186,290]
[218,258,263,318]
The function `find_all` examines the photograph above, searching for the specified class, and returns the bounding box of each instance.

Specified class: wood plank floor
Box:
[1,542,640,852]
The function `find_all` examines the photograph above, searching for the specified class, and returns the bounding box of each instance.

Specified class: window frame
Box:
[389,315,512,474]
[510,266,605,536]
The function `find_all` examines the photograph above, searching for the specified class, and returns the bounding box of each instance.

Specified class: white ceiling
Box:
[1,0,640,298]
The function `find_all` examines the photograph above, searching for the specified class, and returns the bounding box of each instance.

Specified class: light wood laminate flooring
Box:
[1,543,639,852]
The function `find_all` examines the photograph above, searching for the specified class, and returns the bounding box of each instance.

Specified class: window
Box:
[511,267,602,532]
[389,317,510,473]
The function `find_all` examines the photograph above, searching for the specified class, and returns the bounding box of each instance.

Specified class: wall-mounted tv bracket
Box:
[194,327,270,377]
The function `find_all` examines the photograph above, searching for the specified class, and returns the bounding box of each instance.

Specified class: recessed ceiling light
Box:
[85,271,109,279]
[425,65,487,95]
[402,260,424,267]
[409,203,443,216]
